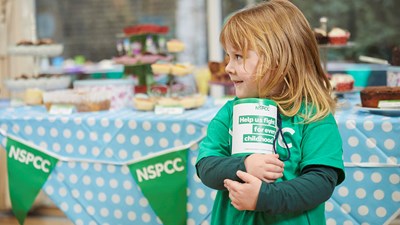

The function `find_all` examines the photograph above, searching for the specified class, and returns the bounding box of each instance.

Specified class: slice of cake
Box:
[360,86,400,108]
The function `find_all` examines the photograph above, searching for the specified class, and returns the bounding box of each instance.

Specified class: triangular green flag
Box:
[5,136,59,225]
[128,148,188,225]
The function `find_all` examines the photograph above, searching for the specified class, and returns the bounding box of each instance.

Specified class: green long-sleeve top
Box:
[196,156,339,214]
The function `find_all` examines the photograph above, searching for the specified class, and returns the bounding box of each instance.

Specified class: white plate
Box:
[8,44,64,56]
[5,76,71,91]
[333,87,363,95]
[355,104,400,116]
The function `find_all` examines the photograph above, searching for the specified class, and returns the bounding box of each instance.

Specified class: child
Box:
[196,0,345,224]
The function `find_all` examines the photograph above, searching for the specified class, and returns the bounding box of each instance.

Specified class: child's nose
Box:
[225,61,234,74]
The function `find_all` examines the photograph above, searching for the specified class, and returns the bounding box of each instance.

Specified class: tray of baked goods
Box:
[42,89,112,113]
[4,74,71,91]
[356,86,400,116]
[132,93,207,111]
[8,39,63,56]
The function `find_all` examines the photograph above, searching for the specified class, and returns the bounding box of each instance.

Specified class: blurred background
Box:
[34,0,400,64]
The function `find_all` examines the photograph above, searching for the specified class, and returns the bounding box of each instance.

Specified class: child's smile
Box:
[231,80,243,84]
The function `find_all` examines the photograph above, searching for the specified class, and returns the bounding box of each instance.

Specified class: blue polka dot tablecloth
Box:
[0,105,218,225]
[327,94,400,225]
[0,93,399,225]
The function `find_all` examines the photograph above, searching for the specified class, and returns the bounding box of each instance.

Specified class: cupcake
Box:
[24,88,43,105]
[132,94,157,111]
[328,27,350,45]
[179,94,207,109]
[151,63,172,74]
[166,39,185,53]
[157,97,182,107]
[171,63,193,76]
[330,74,354,92]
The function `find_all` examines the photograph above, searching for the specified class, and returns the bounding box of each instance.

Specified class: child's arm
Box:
[196,154,283,190]
[196,156,247,190]
[255,165,339,213]
[224,165,339,213]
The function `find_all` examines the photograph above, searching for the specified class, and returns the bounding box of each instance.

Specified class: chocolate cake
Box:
[360,86,400,108]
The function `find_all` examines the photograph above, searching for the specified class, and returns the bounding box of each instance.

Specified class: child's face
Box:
[225,43,259,98]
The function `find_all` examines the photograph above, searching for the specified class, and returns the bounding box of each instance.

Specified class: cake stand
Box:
[319,42,356,72]
[8,44,64,77]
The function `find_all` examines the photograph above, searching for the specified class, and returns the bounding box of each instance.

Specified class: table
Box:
[0,95,399,225]
[327,94,399,225]
[0,102,218,225]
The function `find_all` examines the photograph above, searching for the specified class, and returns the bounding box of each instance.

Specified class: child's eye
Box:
[235,54,243,60]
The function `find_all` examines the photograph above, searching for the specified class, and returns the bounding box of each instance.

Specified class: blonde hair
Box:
[220,0,335,123]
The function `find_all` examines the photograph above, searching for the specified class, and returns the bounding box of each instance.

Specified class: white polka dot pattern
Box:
[331,98,400,225]
[0,99,398,225]
[0,106,217,225]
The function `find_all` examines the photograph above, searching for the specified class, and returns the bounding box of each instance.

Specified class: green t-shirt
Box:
[197,98,345,225]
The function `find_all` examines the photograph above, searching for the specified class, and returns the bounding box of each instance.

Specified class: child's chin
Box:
[236,93,259,99]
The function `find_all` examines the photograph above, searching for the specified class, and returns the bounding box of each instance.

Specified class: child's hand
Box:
[224,170,261,211]
[244,153,284,183]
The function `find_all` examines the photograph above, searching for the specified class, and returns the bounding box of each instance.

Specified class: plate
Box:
[8,44,64,56]
[5,76,72,91]
[354,104,400,116]
[333,87,363,95]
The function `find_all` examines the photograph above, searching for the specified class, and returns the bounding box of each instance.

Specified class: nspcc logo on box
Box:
[232,98,278,155]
